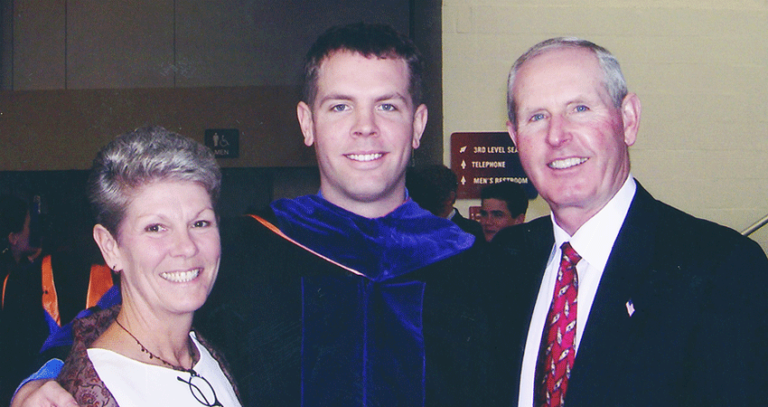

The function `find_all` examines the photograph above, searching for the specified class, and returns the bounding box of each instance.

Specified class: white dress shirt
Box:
[518,176,636,406]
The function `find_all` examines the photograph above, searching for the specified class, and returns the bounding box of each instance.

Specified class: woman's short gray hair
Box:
[87,126,221,237]
[507,37,628,129]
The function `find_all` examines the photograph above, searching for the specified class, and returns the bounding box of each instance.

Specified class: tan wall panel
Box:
[66,0,175,89]
[175,1,262,87]
[0,86,313,171]
[13,0,66,90]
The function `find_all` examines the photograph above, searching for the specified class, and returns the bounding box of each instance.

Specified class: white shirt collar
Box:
[551,175,636,271]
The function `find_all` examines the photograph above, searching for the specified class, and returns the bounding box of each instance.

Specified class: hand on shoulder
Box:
[11,380,78,407]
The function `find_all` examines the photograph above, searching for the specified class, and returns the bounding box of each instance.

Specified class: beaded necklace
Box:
[113,318,223,406]
[114,318,196,372]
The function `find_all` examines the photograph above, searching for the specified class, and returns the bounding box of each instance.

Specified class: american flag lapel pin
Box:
[625,299,635,317]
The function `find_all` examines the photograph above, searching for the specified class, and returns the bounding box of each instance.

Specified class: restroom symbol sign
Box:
[205,129,239,158]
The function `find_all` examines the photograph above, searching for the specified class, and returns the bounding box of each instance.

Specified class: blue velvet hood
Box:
[270,194,475,406]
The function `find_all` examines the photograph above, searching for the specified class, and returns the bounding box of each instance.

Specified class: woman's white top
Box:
[88,331,241,407]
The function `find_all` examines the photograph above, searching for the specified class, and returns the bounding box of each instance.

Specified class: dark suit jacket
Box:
[451,210,485,242]
[491,182,768,406]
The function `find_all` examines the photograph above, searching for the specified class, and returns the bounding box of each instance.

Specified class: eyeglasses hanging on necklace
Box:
[178,370,224,407]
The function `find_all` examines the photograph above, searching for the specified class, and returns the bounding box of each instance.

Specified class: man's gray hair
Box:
[507,37,628,129]
[87,126,221,237]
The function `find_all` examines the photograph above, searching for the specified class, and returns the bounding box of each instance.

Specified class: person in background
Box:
[1,195,118,407]
[492,36,768,406]
[478,181,527,242]
[0,195,44,407]
[0,195,42,281]
[407,164,484,241]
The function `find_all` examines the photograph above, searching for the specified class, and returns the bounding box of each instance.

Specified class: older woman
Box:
[54,127,240,407]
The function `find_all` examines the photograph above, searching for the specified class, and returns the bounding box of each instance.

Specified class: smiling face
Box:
[508,47,640,235]
[297,50,428,218]
[479,198,524,242]
[94,180,221,320]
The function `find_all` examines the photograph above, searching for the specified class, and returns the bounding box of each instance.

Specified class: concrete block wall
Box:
[442,0,768,252]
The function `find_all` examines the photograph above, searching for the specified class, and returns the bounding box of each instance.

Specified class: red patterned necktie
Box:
[534,242,581,407]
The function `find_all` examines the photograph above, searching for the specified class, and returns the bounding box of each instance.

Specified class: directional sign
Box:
[450,132,537,199]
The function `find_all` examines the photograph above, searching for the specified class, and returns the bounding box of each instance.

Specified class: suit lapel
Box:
[566,184,666,402]
[489,216,553,404]
[517,217,556,349]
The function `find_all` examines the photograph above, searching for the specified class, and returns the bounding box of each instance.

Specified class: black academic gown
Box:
[196,209,507,407]
[451,210,485,242]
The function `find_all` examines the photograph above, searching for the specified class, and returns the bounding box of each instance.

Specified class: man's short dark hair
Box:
[0,195,28,250]
[302,22,424,108]
[481,182,528,217]
[406,165,457,215]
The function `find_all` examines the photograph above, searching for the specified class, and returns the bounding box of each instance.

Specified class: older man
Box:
[493,37,768,406]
